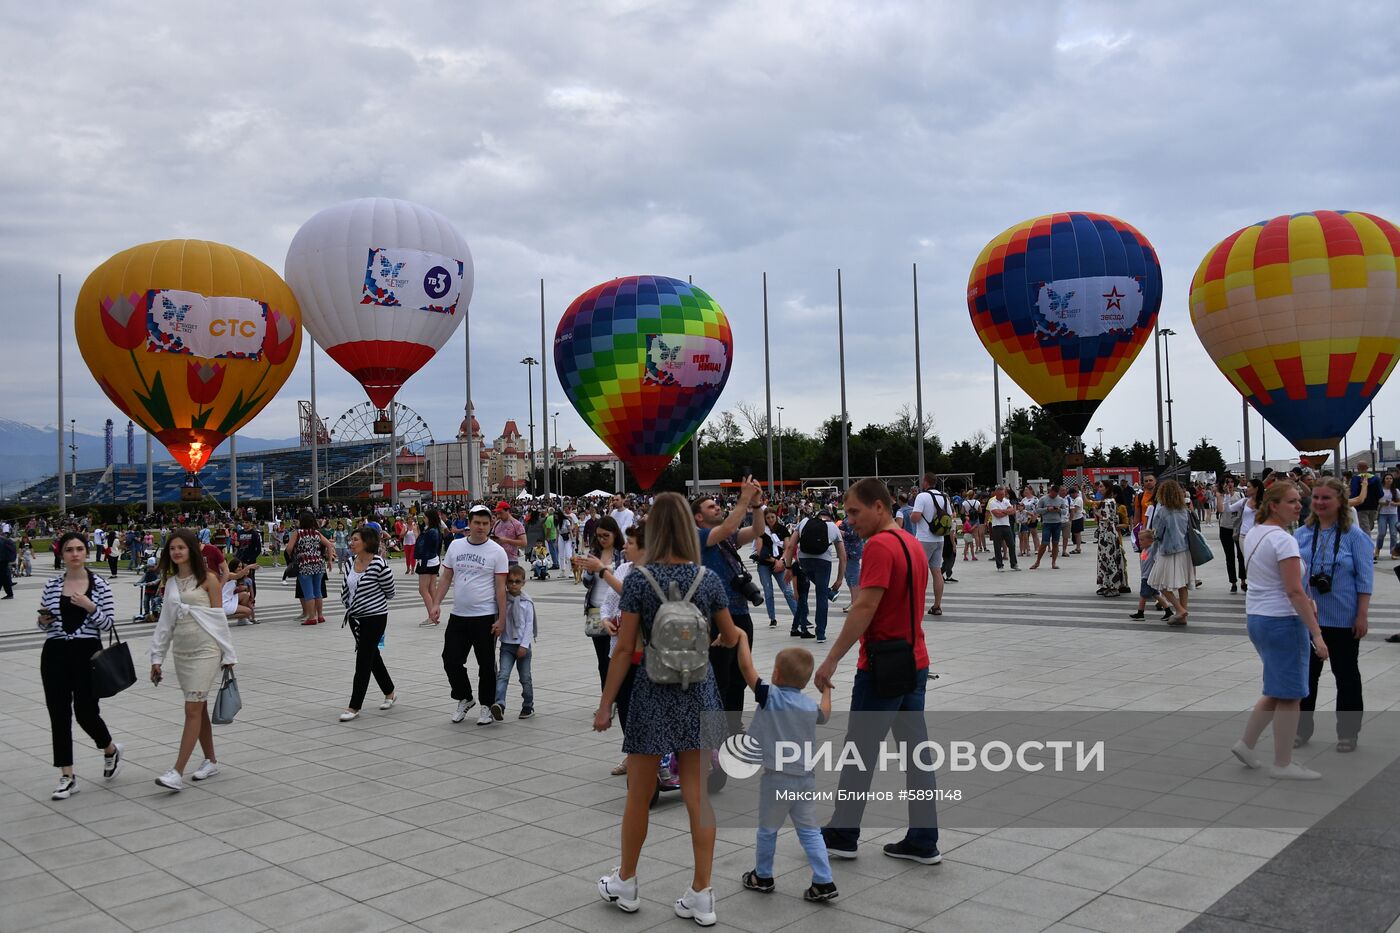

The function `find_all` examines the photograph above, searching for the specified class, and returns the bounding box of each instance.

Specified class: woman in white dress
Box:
[149,529,235,792]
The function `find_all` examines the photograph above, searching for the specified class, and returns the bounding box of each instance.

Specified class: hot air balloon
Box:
[555,276,732,488]
[1190,210,1400,451]
[967,212,1163,437]
[75,239,302,474]
[285,198,473,417]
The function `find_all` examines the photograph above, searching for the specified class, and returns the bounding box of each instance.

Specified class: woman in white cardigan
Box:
[149,529,235,792]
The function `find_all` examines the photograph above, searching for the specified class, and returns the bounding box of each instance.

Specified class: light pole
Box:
[776,406,785,487]
[1237,439,1242,466]
[1159,328,1177,465]
[873,448,881,481]
[1096,427,1104,462]
[520,356,538,491]
[552,412,563,493]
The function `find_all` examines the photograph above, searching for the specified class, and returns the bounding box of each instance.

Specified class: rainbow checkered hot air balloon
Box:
[554,276,732,488]
[1190,211,1400,450]
[967,212,1163,437]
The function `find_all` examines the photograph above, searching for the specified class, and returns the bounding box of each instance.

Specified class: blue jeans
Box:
[495,644,534,710]
[1377,512,1399,553]
[757,563,798,621]
[823,668,939,854]
[546,539,559,569]
[795,558,832,638]
[755,771,832,883]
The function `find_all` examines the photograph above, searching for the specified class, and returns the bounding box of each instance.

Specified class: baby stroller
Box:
[134,578,162,622]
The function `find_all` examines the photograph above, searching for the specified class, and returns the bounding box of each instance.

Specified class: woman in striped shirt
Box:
[38,532,123,800]
[339,526,397,722]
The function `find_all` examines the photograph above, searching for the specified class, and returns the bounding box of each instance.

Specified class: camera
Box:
[730,568,765,606]
[1309,572,1332,594]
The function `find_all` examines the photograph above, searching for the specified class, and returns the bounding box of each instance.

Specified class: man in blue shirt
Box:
[694,476,765,736]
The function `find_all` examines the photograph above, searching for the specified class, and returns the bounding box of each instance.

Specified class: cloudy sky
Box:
[8,1,1400,468]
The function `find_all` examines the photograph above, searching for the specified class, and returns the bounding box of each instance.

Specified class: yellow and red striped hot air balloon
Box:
[1190,211,1400,450]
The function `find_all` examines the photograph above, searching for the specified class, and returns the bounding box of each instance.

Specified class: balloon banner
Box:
[555,276,732,488]
[967,212,1163,437]
[1190,210,1400,450]
[76,240,301,473]
[286,198,473,409]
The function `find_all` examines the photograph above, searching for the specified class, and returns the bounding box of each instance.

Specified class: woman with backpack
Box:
[594,492,741,926]
[285,511,336,625]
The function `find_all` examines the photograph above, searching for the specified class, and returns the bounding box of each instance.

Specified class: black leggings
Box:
[710,613,754,736]
[1219,527,1239,584]
[41,638,113,768]
[592,635,611,691]
[348,614,394,711]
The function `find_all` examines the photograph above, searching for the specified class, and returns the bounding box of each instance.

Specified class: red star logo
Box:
[1103,286,1124,311]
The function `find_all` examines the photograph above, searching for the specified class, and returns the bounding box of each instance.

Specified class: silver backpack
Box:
[637,566,710,689]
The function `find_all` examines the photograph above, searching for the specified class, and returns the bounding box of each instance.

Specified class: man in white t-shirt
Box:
[909,472,948,616]
[988,484,1019,571]
[1067,487,1085,555]
[609,496,635,536]
[432,504,510,726]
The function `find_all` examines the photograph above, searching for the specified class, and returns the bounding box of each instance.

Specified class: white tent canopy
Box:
[515,491,533,500]
[583,489,612,498]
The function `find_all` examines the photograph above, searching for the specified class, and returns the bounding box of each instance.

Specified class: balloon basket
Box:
[373,413,393,435]
[180,485,204,503]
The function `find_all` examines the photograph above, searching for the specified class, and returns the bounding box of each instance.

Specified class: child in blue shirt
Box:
[494,566,536,719]
[735,638,837,902]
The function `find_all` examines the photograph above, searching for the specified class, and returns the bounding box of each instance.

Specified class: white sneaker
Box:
[103,743,123,780]
[598,868,640,912]
[339,710,360,722]
[451,698,474,723]
[1270,762,1322,781]
[1231,740,1261,769]
[476,706,495,726]
[191,760,220,781]
[154,769,185,792]
[52,775,78,800]
[675,887,717,926]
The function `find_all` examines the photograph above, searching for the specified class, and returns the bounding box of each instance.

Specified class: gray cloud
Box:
[6,0,1399,471]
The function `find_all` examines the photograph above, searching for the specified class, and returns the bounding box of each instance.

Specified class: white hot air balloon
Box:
[285,198,473,412]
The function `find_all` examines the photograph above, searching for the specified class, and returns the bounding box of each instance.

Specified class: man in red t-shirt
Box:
[201,543,227,581]
[815,477,941,866]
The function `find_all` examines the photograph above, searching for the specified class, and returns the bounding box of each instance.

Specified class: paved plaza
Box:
[2,535,1399,933]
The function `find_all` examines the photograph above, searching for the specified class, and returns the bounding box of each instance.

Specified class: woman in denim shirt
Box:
[1147,479,1194,625]
[1294,478,1372,752]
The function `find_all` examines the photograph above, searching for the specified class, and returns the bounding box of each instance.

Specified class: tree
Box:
[702,410,743,447]
[733,401,769,439]
[1107,445,1129,466]
[1187,437,1226,476]
[1125,441,1161,473]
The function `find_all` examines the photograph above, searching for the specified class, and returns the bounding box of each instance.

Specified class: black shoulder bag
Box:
[88,575,136,698]
[866,530,920,698]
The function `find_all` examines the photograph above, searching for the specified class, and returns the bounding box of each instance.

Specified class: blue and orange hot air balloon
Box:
[967,212,1163,437]
[1190,210,1400,451]
[554,276,732,488]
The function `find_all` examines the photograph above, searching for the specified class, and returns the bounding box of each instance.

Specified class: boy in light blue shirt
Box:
[735,639,837,902]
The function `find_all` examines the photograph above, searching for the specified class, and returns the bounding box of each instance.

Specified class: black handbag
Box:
[866,530,919,698]
[90,626,137,698]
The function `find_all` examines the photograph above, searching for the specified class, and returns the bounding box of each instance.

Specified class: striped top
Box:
[1295,523,1374,629]
[39,572,116,641]
[340,554,395,618]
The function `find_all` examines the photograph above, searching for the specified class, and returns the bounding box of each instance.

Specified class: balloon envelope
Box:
[967,212,1163,437]
[285,198,473,409]
[76,239,302,472]
[1190,210,1400,450]
[555,276,732,488]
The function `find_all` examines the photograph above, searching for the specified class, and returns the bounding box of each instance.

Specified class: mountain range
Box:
[0,419,299,489]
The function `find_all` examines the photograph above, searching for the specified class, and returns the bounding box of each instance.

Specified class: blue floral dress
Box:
[618,562,727,755]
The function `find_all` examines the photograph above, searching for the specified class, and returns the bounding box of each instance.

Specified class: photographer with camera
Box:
[694,477,766,735]
[1294,477,1371,754]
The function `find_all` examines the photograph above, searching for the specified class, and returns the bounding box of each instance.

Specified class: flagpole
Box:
[310,339,319,509]
[837,268,849,489]
[913,262,925,478]
[762,272,774,494]
[57,274,65,515]
[540,279,551,501]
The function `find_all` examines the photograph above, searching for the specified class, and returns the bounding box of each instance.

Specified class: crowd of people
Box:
[13,458,1398,925]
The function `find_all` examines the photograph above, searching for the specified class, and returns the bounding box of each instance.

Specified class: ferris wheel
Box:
[329,401,434,454]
